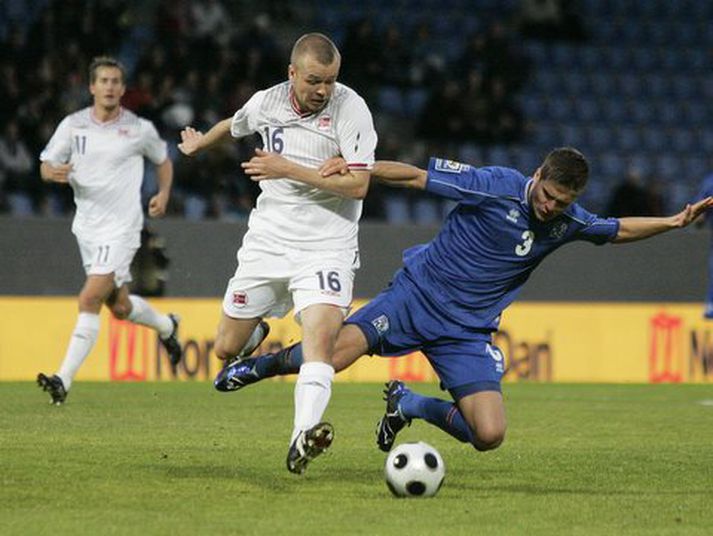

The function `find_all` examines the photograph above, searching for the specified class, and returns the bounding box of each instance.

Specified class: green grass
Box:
[2,382,712,535]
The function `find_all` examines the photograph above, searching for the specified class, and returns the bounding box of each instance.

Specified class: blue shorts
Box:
[345,270,504,400]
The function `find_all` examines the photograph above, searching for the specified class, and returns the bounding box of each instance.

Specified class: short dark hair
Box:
[290,33,340,67]
[89,56,126,84]
[540,147,589,192]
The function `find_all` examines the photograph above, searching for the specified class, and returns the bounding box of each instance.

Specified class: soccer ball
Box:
[384,441,445,498]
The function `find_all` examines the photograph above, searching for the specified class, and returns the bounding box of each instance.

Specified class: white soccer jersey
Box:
[40,107,167,245]
[231,81,377,251]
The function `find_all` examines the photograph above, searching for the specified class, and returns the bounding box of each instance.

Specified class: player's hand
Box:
[148,192,169,218]
[319,156,348,177]
[241,148,292,181]
[46,163,73,183]
[178,127,203,156]
[672,196,713,228]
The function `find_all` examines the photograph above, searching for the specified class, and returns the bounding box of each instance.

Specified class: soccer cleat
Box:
[214,357,261,392]
[160,313,182,367]
[286,422,335,475]
[376,380,411,452]
[37,373,67,406]
[237,321,270,359]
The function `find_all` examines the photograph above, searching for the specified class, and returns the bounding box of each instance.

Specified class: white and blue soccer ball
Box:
[384,441,445,498]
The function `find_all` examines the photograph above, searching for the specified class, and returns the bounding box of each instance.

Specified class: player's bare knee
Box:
[472,425,505,451]
[110,302,130,320]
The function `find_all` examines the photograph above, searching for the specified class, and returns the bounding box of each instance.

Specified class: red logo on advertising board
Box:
[108,317,149,381]
[648,312,684,383]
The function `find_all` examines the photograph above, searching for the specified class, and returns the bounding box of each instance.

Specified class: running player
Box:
[37,56,181,406]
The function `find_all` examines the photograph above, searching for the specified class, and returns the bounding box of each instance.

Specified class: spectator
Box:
[0,119,36,215]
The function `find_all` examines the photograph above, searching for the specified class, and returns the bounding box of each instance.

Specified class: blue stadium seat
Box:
[589,73,615,96]
[640,128,668,152]
[670,128,696,153]
[619,74,643,97]
[698,129,713,152]
[486,145,511,166]
[599,152,626,178]
[587,126,612,150]
[617,127,641,152]
[684,156,709,182]
[377,87,405,116]
[458,143,484,165]
[630,101,655,125]
[629,48,656,72]
[654,154,681,180]
[549,99,576,122]
[403,88,428,118]
[657,101,681,126]
[601,99,627,123]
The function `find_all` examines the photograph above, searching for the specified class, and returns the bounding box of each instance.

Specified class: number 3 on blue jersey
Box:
[515,230,534,256]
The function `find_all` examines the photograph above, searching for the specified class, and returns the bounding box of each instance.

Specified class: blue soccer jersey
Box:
[401,158,620,331]
[697,173,713,230]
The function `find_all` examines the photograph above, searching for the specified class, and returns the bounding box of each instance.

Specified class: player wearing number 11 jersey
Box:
[178,33,377,473]
[36,56,181,406]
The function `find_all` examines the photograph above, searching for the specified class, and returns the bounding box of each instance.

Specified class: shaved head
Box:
[290,33,340,68]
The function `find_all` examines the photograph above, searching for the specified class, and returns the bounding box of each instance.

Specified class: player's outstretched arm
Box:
[242,149,370,199]
[40,162,72,183]
[148,158,174,218]
[371,161,427,190]
[613,196,713,243]
[178,118,232,156]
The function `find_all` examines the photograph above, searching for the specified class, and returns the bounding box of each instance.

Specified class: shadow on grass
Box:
[139,462,381,492]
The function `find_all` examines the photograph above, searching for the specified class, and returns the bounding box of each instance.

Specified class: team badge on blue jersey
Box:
[371,314,390,335]
[506,208,520,223]
[434,159,469,173]
[549,222,569,239]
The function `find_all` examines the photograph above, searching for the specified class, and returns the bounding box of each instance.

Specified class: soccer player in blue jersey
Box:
[215,147,713,453]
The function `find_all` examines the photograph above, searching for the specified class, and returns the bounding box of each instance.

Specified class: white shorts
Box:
[78,236,139,288]
[222,233,360,320]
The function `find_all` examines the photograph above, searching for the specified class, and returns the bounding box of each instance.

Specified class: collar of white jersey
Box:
[288,87,319,118]
[90,106,125,126]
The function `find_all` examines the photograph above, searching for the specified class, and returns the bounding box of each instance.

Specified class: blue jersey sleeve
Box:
[425,158,523,205]
[697,174,713,200]
[568,204,620,245]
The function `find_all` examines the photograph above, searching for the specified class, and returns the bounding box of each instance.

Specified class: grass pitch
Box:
[2,381,712,535]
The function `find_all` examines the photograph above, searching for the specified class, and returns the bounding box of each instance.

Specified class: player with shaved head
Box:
[179,33,377,474]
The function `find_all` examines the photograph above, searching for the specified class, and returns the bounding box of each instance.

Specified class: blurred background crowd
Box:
[1,0,711,224]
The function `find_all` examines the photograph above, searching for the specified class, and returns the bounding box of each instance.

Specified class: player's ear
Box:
[288,64,295,81]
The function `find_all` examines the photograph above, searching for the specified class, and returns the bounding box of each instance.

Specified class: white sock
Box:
[57,312,100,390]
[290,361,335,444]
[127,295,173,338]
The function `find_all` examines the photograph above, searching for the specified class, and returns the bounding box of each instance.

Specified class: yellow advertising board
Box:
[1,297,712,384]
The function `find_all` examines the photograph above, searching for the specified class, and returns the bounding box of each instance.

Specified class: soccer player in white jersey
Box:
[36,56,182,406]
[178,33,377,473]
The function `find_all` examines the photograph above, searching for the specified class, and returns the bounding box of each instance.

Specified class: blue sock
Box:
[254,343,304,378]
[399,391,474,444]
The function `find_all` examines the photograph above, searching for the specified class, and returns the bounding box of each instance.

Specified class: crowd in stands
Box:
[0,0,705,223]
